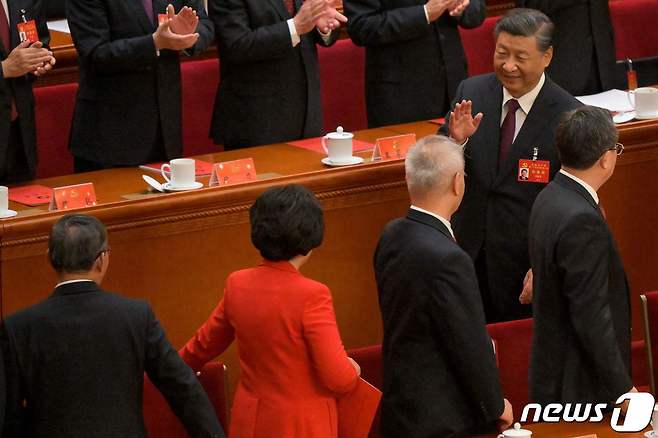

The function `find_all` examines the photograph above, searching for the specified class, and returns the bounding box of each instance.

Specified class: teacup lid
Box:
[501,423,532,437]
[325,126,354,140]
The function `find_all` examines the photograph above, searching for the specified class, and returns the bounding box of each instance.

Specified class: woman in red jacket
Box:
[180,184,360,438]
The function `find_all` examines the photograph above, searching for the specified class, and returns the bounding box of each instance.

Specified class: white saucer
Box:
[644,431,656,438]
[163,181,203,191]
[635,112,658,120]
[321,156,365,167]
[0,209,18,219]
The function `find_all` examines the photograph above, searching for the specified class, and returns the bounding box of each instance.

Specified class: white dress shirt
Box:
[501,73,546,142]
[559,169,599,204]
[287,19,332,47]
[55,279,96,288]
[410,205,455,240]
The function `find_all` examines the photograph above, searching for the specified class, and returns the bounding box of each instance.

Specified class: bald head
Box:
[405,135,465,201]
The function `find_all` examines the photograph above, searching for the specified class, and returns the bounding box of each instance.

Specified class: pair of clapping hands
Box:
[2,40,55,79]
[293,0,348,35]
[425,0,470,22]
[153,4,202,51]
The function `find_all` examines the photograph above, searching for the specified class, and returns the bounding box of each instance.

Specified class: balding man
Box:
[374,135,512,438]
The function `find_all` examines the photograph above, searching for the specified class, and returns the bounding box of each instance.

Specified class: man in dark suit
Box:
[0,0,55,182]
[345,0,484,128]
[374,135,512,438]
[439,8,581,322]
[529,106,634,405]
[517,0,615,96]
[0,214,224,438]
[67,0,214,172]
[210,0,345,150]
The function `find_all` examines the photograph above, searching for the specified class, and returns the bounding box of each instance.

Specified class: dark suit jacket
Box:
[517,0,616,95]
[439,73,581,321]
[67,0,213,166]
[345,0,484,128]
[0,281,224,438]
[374,208,504,438]
[0,0,49,178]
[209,0,337,150]
[528,172,632,404]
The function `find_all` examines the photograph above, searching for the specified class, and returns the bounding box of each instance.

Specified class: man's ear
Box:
[543,46,554,68]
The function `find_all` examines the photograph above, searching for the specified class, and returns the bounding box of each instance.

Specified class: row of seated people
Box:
[33,0,658,179]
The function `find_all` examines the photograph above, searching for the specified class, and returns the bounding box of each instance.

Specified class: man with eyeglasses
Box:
[528,106,635,408]
[0,214,224,438]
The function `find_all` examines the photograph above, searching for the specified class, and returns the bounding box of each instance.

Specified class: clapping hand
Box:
[294,0,347,35]
[448,0,469,17]
[167,4,199,35]
[448,99,483,144]
[519,269,533,305]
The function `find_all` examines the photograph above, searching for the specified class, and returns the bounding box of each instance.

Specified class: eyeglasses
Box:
[609,142,624,156]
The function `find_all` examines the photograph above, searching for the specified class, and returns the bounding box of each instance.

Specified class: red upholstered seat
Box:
[631,339,650,393]
[610,0,658,61]
[143,361,229,437]
[460,16,497,77]
[318,39,368,133]
[33,82,77,178]
[347,344,382,438]
[486,318,533,417]
[641,291,658,394]
[180,58,221,156]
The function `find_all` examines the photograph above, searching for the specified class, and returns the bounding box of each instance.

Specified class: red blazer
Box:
[180,260,358,438]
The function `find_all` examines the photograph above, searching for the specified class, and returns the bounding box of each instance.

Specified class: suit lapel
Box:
[267,0,289,20]
[494,79,558,186]
[126,0,156,34]
[554,172,601,214]
[406,208,454,242]
[479,75,504,186]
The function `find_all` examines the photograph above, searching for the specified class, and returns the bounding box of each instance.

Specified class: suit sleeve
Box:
[185,0,215,56]
[209,0,296,65]
[67,0,159,74]
[516,0,585,14]
[0,323,26,438]
[556,212,633,398]
[302,285,359,395]
[179,297,235,373]
[143,303,225,438]
[456,0,485,29]
[344,0,430,47]
[429,250,504,424]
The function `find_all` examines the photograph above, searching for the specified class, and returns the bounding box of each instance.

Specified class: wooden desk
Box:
[2,119,657,397]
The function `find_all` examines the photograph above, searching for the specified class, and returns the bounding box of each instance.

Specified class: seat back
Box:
[610,0,658,61]
[486,318,533,417]
[181,58,221,156]
[143,361,229,437]
[33,82,78,178]
[459,16,497,77]
[347,344,382,438]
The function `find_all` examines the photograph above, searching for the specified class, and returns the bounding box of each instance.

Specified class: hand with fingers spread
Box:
[166,4,199,35]
[448,0,469,17]
[424,0,455,22]
[1,40,56,78]
[152,19,199,51]
[294,0,330,35]
[448,99,483,144]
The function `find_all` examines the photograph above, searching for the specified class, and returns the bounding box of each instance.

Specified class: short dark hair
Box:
[494,8,554,52]
[556,106,619,170]
[49,214,107,273]
[250,184,324,261]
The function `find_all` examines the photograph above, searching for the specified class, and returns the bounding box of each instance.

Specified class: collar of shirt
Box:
[410,205,455,239]
[55,279,96,288]
[502,73,546,117]
[559,169,599,204]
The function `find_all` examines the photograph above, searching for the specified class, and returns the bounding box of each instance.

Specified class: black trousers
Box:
[0,120,34,184]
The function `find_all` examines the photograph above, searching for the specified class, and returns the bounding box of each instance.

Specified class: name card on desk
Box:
[209,158,256,187]
[372,134,416,161]
[49,183,97,211]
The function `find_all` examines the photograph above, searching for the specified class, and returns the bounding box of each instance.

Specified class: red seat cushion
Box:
[460,16,497,76]
[143,361,229,437]
[487,318,533,417]
[181,58,221,156]
[631,339,650,392]
[347,344,382,438]
[318,39,367,133]
[33,83,77,178]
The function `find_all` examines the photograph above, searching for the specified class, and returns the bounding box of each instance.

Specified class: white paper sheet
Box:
[576,89,634,113]
[47,19,70,34]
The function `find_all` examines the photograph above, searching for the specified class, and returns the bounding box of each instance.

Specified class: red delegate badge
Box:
[17,20,38,44]
[518,159,550,183]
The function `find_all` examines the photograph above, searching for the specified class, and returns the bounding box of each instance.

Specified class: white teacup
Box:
[321,126,354,164]
[161,158,196,188]
[628,87,658,118]
[498,423,532,438]
[0,186,8,212]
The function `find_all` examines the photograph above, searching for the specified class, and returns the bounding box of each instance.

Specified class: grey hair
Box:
[494,8,554,52]
[405,135,465,193]
[49,214,107,273]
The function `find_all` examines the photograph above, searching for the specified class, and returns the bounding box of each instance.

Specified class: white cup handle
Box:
[160,163,171,183]
[627,89,636,109]
[497,435,505,438]
[321,136,329,155]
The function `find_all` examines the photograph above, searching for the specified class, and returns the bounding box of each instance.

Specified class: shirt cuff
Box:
[423,5,430,24]
[317,28,332,44]
[287,18,301,47]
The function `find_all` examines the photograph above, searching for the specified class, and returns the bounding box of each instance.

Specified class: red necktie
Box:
[141,0,154,23]
[283,0,294,16]
[499,99,520,167]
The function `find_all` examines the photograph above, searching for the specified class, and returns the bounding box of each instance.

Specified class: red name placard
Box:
[372,134,416,161]
[49,183,97,211]
[209,158,257,187]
